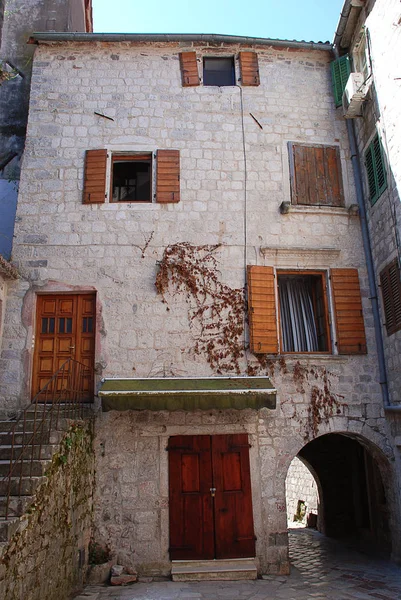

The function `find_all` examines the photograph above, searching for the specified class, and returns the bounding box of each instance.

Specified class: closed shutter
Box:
[247,265,278,354]
[156,150,180,203]
[239,52,260,86]
[83,149,107,204]
[330,54,351,107]
[331,268,367,354]
[380,259,401,335]
[179,52,200,87]
[289,143,344,207]
[365,134,387,205]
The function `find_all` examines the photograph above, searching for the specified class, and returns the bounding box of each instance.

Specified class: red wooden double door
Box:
[168,434,256,560]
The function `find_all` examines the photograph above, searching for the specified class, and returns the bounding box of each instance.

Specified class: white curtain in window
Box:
[279,277,318,352]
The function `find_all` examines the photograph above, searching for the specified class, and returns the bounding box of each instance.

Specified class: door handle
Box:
[69,346,75,351]
[210,487,216,497]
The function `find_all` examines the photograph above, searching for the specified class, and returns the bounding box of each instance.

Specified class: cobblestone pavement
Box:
[75,529,401,600]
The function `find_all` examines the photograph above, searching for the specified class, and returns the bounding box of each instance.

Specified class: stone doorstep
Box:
[171,558,257,582]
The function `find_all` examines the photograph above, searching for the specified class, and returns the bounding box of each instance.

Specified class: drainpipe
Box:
[346,118,390,407]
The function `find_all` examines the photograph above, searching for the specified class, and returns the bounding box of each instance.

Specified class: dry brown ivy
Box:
[155,242,246,373]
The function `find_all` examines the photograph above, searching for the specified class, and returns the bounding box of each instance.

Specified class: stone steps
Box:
[0,444,58,461]
[0,495,34,518]
[171,558,258,581]
[0,458,51,477]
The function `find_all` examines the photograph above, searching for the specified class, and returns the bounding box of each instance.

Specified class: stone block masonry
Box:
[0,422,95,600]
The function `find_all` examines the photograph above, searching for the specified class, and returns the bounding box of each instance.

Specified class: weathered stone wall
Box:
[0,421,95,600]
[350,0,401,404]
[1,39,400,573]
[285,456,319,527]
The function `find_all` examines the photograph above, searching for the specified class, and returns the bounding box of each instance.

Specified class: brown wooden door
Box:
[33,294,95,400]
[168,434,255,560]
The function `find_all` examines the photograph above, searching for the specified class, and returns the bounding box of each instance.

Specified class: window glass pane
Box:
[49,318,55,334]
[59,318,65,333]
[112,158,151,202]
[203,57,235,86]
[66,318,72,333]
[41,318,48,334]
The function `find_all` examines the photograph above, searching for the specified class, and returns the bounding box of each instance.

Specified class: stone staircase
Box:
[171,558,258,581]
[0,407,88,545]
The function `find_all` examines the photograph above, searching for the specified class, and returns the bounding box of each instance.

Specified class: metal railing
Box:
[1,358,94,519]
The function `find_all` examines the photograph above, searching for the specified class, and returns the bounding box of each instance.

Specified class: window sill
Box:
[270,354,348,363]
[280,202,354,217]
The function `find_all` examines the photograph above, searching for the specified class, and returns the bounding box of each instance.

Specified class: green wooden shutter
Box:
[380,259,401,335]
[365,133,387,205]
[331,55,351,107]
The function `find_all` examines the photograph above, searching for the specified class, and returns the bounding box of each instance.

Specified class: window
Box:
[203,57,235,86]
[288,143,344,207]
[365,133,387,205]
[380,259,401,335]
[353,31,370,83]
[179,51,260,87]
[247,266,367,355]
[330,54,351,107]
[111,153,152,202]
[278,272,329,352]
[83,149,180,205]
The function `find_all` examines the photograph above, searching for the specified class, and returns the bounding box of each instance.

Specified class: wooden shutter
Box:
[83,149,107,204]
[330,54,351,107]
[331,268,367,354]
[179,52,200,87]
[365,134,387,205]
[156,150,180,203]
[289,143,344,207]
[380,259,401,335]
[239,52,260,86]
[247,265,278,354]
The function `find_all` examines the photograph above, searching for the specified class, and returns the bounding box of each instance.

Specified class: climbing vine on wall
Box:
[155,242,246,373]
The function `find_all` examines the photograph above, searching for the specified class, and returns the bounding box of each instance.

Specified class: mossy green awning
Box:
[99,376,276,412]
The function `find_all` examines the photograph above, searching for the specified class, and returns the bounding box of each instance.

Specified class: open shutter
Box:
[289,143,344,207]
[247,265,278,354]
[239,52,260,86]
[156,150,180,203]
[331,268,367,354]
[83,149,107,204]
[179,52,200,87]
[380,259,401,335]
[330,54,351,107]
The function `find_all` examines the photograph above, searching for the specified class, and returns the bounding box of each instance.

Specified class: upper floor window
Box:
[247,266,367,355]
[330,54,351,108]
[179,51,260,87]
[365,133,387,205]
[83,149,180,205]
[288,143,344,207]
[353,31,371,83]
[203,57,235,86]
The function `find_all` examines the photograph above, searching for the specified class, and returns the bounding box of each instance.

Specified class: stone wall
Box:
[285,456,319,527]
[0,421,95,600]
[350,0,401,404]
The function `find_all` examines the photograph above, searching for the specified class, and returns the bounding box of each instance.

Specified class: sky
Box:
[92,0,345,43]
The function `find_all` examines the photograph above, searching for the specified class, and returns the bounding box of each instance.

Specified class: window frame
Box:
[277,269,332,355]
[202,56,236,87]
[353,31,371,83]
[110,152,153,204]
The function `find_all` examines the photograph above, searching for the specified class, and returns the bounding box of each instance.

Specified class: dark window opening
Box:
[278,273,329,353]
[203,57,235,86]
[111,154,152,202]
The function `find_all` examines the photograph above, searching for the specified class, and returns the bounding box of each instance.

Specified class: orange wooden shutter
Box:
[83,149,107,204]
[247,265,278,354]
[179,52,200,87]
[290,144,344,207]
[239,52,260,86]
[156,150,180,203]
[331,268,367,354]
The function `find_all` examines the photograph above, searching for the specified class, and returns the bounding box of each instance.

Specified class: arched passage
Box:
[293,433,391,555]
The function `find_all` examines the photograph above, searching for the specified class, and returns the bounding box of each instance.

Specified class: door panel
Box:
[33,294,95,400]
[168,434,255,561]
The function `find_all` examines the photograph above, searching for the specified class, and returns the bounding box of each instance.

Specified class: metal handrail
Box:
[1,358,94,520]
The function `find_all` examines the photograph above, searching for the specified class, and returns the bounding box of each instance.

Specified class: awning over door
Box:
[99,376,276,412]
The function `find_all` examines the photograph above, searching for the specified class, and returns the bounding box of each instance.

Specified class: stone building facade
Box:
[1,29,401,576]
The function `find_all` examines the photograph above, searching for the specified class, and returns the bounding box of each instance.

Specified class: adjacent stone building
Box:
[1,22,400,578]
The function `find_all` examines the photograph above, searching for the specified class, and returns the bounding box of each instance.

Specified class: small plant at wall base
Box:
[88,540,111,565]
[155,242,246,373]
